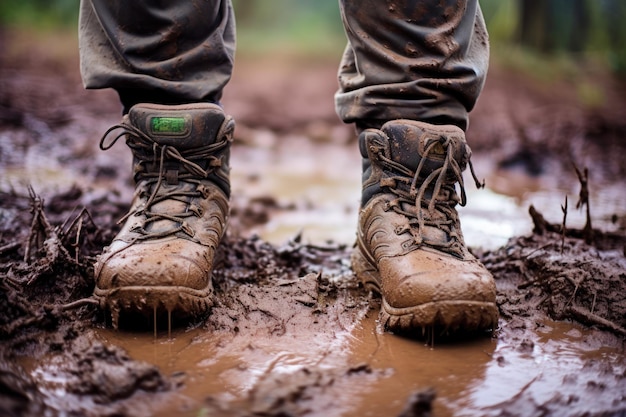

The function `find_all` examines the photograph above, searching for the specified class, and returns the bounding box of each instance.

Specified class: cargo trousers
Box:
[79,0,488,131]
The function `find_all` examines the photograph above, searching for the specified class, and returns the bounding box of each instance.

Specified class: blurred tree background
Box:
[1,0,625,74]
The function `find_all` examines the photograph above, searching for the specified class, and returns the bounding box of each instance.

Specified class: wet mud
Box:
[1,29,626,417]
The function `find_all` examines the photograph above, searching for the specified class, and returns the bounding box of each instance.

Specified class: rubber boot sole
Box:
[94,284,212,329]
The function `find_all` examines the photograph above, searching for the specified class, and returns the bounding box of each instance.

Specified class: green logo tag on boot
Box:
[150,116,191,136]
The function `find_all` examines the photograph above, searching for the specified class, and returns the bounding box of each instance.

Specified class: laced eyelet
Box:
[189,205,203,217]
[181,222,195,237]
[197,185,211,199]
[130,225,144,234]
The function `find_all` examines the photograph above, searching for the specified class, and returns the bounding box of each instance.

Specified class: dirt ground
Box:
[1,29,625,417]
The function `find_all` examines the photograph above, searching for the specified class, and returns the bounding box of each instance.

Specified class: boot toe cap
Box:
[95,238,212,291]
[378,250,496,309]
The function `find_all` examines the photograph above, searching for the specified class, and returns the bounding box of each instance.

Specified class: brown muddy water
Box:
[228,136,626,250]
[7,135,626,417]
[28,306,625,416]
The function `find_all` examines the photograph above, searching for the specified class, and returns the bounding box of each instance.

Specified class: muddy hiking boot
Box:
[353,120,498,334]
[95,103,234,327]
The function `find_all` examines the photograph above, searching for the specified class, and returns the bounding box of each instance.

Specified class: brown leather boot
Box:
[94,103,234,326]
[353,120,498,333]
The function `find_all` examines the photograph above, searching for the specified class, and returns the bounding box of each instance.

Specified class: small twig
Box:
[61,297,99,311]
[0,241,20,255]
[573,164,593,243]
[517,277,541,289]
[25,185,55,263]
[521,242,553,259]
[568,305,625,336]
[565,275,583,308]
[590,293,597,315]
[58,206,99,265]
[59,206,98,239]
[560,196,568,254]
[528,205,561,235]
[0,316,42,337]
[73,216,83,264]
[534,294,550,309]
[58,204,82,236]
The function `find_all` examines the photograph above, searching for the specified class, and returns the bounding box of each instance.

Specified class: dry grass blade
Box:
[573,164,594,243]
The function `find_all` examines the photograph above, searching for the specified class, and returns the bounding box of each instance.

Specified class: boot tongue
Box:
[128,103,226,149]
[380,120,468,173]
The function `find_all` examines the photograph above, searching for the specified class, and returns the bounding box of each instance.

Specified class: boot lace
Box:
[373,135,483,257]
[99,118,233,242]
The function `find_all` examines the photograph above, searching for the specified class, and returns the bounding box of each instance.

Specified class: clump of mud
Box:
[56,336,171,402]
[482,204,626,338]
[202,364,384,417]
[0,187,121,341]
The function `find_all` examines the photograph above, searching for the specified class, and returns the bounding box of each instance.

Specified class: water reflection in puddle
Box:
[92,302,371,416]
[453,320,625,416]
[69,313,624,416]
[231,139,625,250]
[2,133,623,251]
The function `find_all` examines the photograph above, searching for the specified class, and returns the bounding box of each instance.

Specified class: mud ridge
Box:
[482,204,626,338]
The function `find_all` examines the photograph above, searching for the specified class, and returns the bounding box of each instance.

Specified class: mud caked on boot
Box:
[353,120,498,334]
[95,103,234,327]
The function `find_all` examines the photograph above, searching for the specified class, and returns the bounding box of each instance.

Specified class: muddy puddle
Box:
[27,306,625,417]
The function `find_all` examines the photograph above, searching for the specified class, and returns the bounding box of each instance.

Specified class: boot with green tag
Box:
[95,103,234,327]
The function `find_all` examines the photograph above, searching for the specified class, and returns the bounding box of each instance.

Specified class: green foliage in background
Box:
[481,0,626,76]
[231,0,345,57]
[0,0,78,30]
